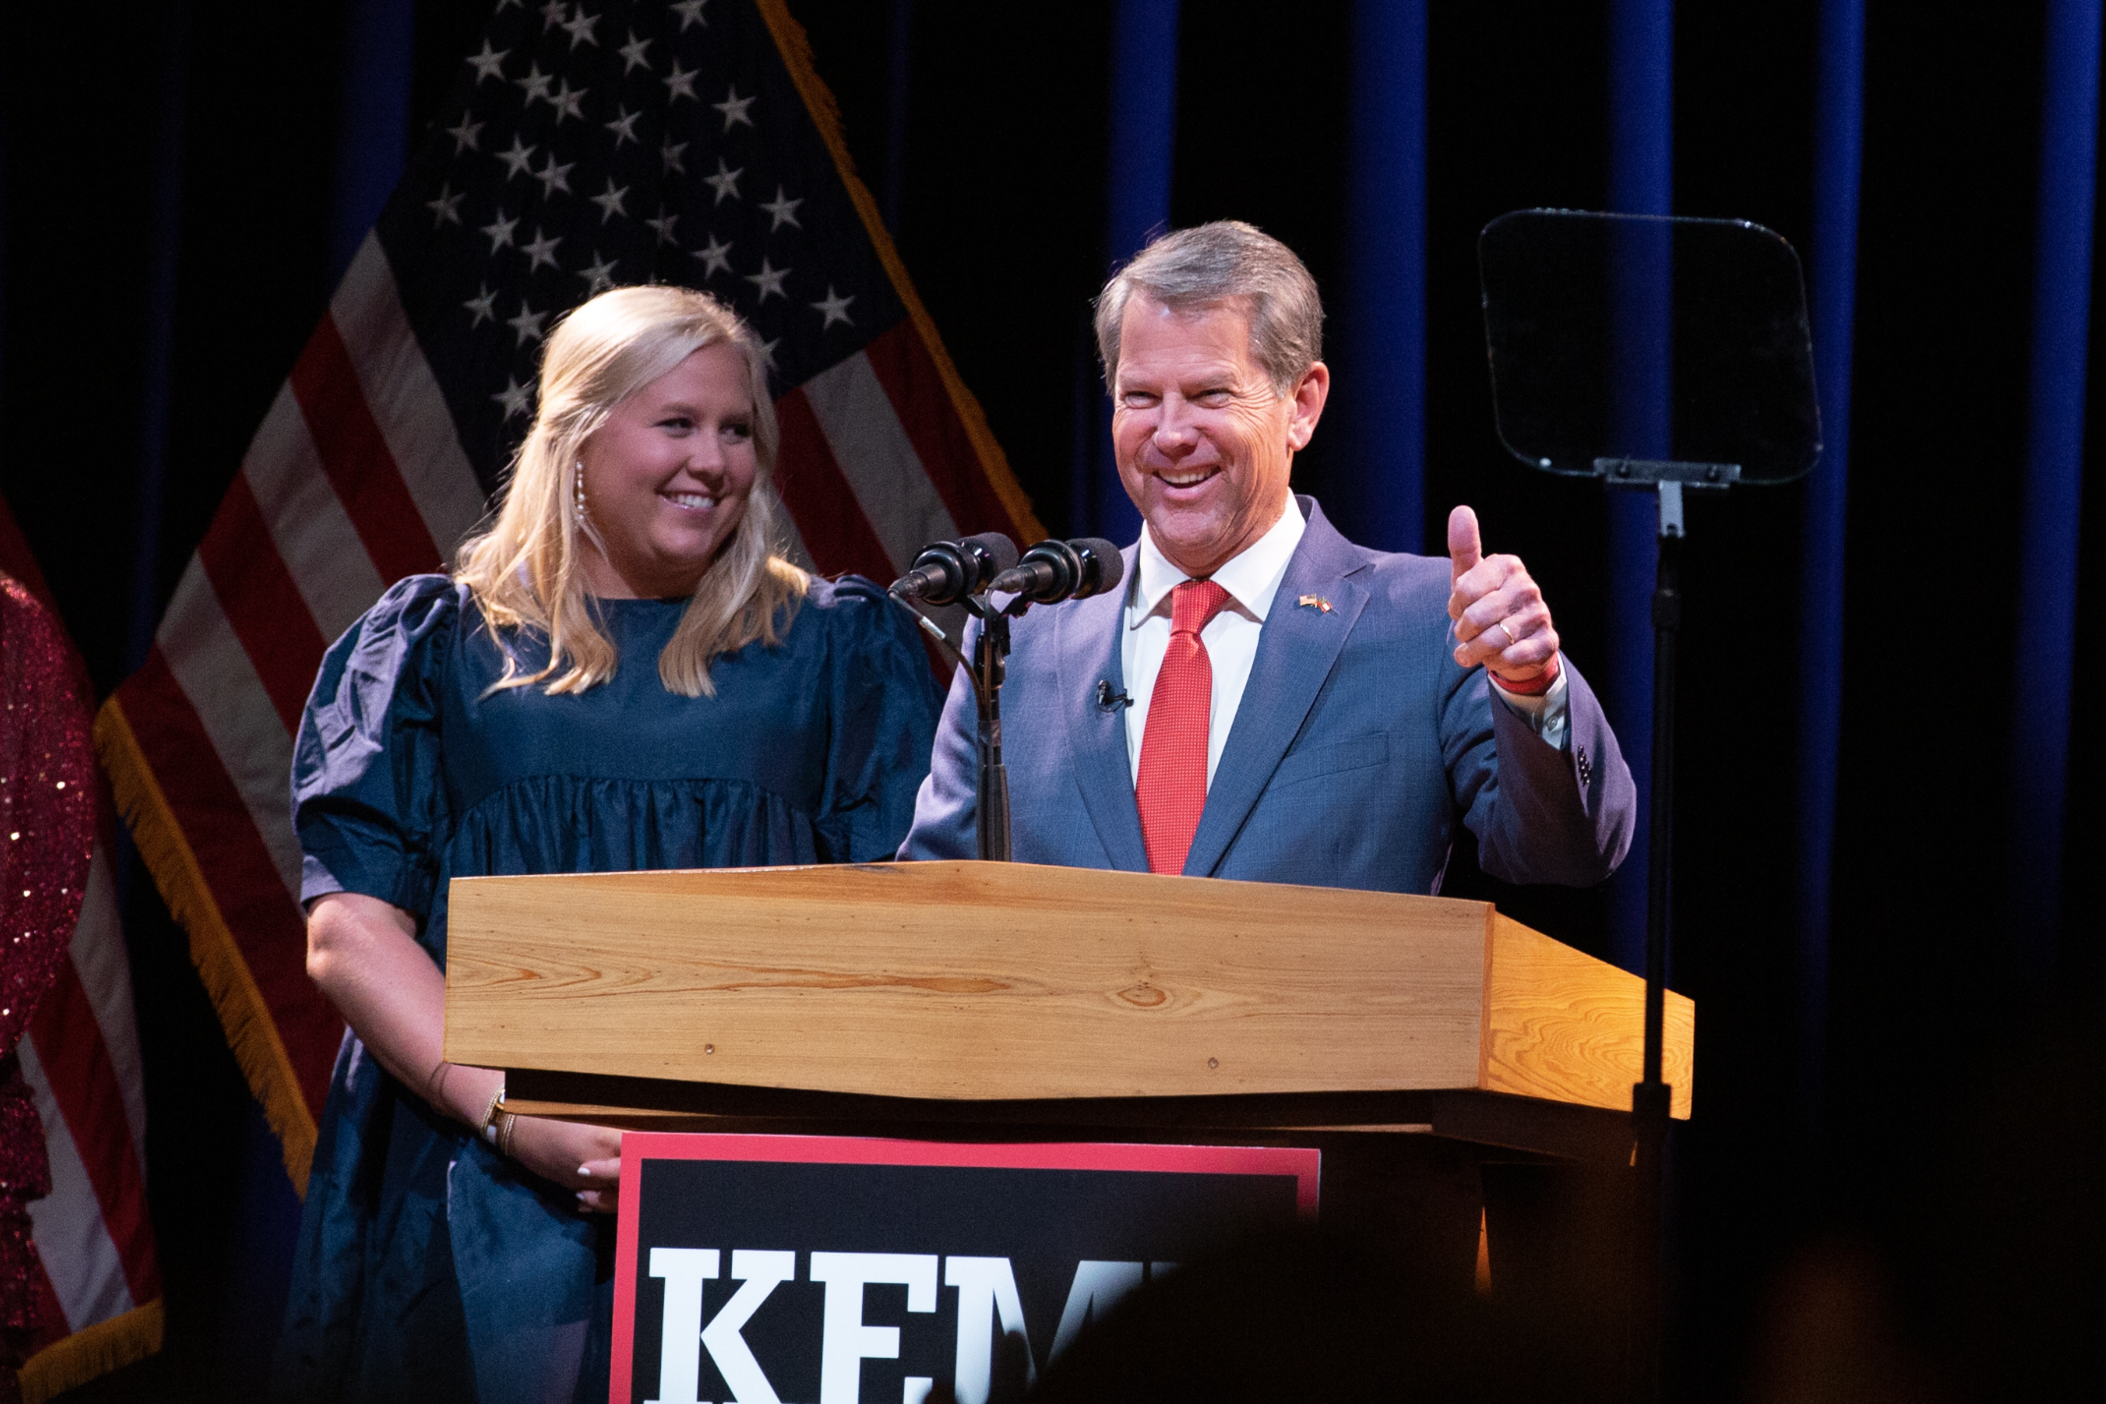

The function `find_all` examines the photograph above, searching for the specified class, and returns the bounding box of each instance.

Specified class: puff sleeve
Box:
[290,575,466,925]
[812,579,944,863]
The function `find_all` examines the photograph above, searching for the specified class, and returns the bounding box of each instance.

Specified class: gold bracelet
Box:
[475,1083,507,1142]
[496,1111,520,1160]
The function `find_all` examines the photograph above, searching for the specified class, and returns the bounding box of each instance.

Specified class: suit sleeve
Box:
[1443,655,1635,887]
[897,614,982,860]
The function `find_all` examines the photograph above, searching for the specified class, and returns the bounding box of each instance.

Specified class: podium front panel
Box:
[445,861,1494,1101]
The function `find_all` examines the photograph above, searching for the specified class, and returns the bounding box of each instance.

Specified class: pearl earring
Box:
[573,461,588,527]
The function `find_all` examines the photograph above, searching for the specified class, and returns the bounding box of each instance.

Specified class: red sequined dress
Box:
[0,576,95,1402]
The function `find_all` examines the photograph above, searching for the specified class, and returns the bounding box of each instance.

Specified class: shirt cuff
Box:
[1490,666,1571,751]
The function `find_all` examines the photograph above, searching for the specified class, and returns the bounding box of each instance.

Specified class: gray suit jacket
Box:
[900,499,1634,892]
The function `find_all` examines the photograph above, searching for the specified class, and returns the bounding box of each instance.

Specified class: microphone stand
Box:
[889,588,1027,863]
[963,594,1014,862]
[895,536,1124,863]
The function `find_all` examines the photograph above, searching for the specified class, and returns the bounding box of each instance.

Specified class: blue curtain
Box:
[2011,0,2100,976]
[1603,0,1675,975]
[330,0,417,286]
[1078,0,1180,542]
[1332,0,1428,555]
[1796,0,1865,1152]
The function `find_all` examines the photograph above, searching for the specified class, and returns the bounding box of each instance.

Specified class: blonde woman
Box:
[276,287,941,1403]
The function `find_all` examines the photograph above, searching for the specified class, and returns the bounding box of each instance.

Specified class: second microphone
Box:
[991,538,1125,604]
[890,533,1020,605]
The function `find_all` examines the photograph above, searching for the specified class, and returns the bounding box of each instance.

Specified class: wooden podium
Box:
[442,861,1692,1166]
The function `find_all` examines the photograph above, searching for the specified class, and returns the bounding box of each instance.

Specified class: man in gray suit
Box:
[901,221,1633,893]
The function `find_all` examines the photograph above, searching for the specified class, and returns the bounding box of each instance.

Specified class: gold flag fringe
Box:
[17,1298,164,1403]
[751,0,1045,543]
[93,697,317,1195]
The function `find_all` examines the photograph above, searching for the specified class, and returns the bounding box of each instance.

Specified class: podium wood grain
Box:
[444,861,1692,1118]
[1483,916,1693,1119]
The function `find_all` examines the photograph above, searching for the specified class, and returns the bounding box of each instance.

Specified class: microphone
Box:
[889,532,1019,605]
[990,538,1125,604]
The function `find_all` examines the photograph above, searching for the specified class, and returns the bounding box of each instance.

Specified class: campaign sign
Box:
[611,1134,1320,1404]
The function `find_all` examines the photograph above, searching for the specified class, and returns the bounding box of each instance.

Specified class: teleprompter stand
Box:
[1480,206,1823,1400]
[1600,457,1735,1402]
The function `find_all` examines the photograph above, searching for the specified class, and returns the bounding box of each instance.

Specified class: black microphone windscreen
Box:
[1072,538,1124,595]
[963,532,1020,574]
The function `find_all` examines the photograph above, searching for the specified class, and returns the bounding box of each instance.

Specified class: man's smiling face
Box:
[1111,295,1327,578]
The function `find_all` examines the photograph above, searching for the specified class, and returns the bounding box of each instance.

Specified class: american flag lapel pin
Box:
[1297,594,1333,613]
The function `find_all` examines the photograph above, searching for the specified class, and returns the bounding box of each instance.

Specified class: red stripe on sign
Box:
[28,961,159,1305]
[119,654,343,1117]
[773,387,898,584]
[288,314,443,585]
[194,474,329,735]
[862,320,1029,541]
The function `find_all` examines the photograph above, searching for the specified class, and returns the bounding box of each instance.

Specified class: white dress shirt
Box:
[1120,497,1570,788]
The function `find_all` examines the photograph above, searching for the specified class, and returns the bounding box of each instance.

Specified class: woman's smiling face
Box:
[577,342,759,599]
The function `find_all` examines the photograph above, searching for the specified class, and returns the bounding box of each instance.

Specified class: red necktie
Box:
[1136,579,1232,875]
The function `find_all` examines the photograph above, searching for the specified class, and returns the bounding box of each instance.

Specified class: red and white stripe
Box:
[118,234,491,1128]
[117,231,1030,1167]
[773,318,1028,586]
[21,839,159,1342]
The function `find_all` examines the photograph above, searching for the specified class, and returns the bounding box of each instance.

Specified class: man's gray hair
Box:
[1093,221,1325,397]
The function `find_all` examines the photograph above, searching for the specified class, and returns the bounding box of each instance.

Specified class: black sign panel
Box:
[612,1134,1319,1404]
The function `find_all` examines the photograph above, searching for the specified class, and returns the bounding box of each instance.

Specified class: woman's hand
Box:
[505,1116,624,1214]
[305,895,625,1211]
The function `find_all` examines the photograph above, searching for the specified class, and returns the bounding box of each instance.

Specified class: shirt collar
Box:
[1130,495,1308,627]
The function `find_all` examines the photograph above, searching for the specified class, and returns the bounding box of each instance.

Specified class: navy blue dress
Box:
[274,573,941,1404]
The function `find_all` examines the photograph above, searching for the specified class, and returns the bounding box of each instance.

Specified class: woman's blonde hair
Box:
[454,285,809,697]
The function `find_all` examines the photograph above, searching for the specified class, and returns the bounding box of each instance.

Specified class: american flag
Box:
[0,499,162,1395]
[17,845,162,1395]
[94,0,1040,1190]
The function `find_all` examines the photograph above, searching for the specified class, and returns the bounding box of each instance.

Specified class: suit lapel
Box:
[1183,505,1371,877]
[1056,553,1149,871]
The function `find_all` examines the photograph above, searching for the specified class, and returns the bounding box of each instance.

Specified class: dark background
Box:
[1,1,2099,1399]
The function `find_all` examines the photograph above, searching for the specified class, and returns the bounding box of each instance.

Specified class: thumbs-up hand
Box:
[1447,504,1561,694]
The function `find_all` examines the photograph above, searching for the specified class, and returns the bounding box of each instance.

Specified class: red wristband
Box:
[1490,655,1561,697]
